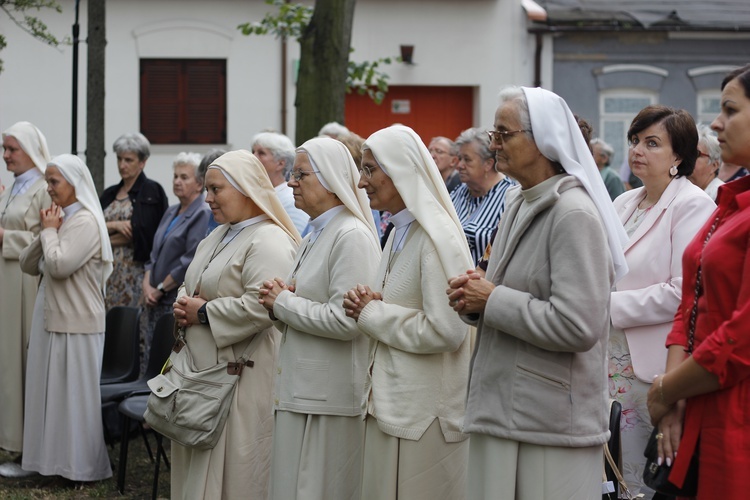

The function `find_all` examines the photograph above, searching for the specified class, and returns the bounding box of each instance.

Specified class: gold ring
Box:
[655,432,664,440]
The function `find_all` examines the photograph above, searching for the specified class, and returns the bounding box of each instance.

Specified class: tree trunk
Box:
[86,0,106,193]
[294,0,355,145]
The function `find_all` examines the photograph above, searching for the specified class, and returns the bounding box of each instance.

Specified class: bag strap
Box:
[174,325,267,377]
[687,214,720,353]
[603,443,644,499]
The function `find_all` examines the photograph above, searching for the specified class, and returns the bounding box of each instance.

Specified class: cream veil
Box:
[363,125,473,279]
[2,121,51,173]
[296,137,378,242]
[209,150,302,245]
[49,154,113,292]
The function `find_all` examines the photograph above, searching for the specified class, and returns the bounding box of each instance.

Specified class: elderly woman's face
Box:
[711,78,750,165]
[628,120,680,184]
[2,135,35,176]
[491,101,540,188]
[173,163,202,203]
[358,149,405,214]
[117,151,146,183]
[204,169,258,224]
[288,153,338,219]
[688,140,719,191]
[456,141,492,192]
[592,143,610,169]
[45,165,77,208]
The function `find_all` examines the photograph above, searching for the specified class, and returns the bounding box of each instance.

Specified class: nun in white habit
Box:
[19,154,114,481]
[343,125,474,500]
[259,137,381,500]
[447,86,628,499]
[171,150,299,500]
[0,122,51,462]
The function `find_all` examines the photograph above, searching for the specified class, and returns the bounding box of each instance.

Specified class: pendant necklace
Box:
[382,222,412,289]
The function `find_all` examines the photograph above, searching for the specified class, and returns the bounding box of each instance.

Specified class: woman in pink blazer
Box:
[609,105,715,498]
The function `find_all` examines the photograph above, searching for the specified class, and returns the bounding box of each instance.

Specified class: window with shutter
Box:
[140,59,226,144]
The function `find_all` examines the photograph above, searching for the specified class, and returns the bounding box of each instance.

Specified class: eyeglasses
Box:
[290,169,320,182]
[429,148,452,156]
[698,151,711,160]
[356,165,376,179]
[487,129,531,145]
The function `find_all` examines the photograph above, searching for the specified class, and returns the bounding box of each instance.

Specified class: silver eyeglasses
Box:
[290,169,321,182]
[356,165,376,179]
[487,129,531,145]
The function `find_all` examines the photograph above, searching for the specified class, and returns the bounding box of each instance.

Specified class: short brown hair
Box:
[627,105,698,177]
[721,63,750,97]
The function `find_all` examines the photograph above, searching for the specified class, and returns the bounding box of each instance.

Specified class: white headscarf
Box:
[48,154,113,293]
[522,87,629,281]
[296,137,379,242]
[363,125,473,279]
[2,121,51,172]
[209,150,302,245]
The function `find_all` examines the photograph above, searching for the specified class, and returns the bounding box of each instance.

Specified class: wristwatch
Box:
[197,303,210,325]
[156,282,165,293]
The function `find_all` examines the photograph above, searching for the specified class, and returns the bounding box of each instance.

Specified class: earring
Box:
[669,165,678,176]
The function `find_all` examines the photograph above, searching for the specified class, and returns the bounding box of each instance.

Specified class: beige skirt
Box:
[467,433,602,500]
[269,410,365,500]
[361,415,468,500]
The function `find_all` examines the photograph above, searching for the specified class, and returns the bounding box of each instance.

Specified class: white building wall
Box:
[0,0,541,200]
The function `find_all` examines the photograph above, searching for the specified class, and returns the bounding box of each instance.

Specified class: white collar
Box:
[390,208,416,228]
[62,201,84,219]
[10,167,43,195]
[308,205,345,242]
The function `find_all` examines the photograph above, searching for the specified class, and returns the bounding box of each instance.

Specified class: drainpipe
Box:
[281,35,288,135]
[534,32,542,88]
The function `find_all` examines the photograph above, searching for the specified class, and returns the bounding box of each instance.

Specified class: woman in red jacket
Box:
[647,63,750,498]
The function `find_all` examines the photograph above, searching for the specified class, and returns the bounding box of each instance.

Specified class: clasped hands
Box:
[343,284,381,321]
[173,294,207,328]
[40,203,64,230]
[258,278,296,316]
[446,269,494,315]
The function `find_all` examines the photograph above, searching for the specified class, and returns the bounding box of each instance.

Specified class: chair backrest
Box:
[145,313,176,379]
[101,306,142,384]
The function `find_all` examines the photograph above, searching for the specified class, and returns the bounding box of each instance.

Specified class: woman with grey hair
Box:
[688,124,724,201]
[448,86,628,498]
[100,132,168,309]
[450,127,514,263]
[139,152,210,374]
[591,137,625,200]
[251,132,309,233]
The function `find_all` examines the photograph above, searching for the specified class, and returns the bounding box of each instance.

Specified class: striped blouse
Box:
[450,177,514,264]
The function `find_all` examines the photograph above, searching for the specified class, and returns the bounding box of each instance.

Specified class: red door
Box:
[345,86,474,145]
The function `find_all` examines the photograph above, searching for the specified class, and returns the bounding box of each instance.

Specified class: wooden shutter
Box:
[185,60,226,144]
[140,59,226,144]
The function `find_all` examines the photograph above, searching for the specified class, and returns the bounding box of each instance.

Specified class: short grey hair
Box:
[455,127,494,163]
[590,138,615,159]
[697,124,722,168]
[251,132,295,174]
[197,148,227,185]
[172,152,203,183]
[113,132,151,162]
[497,86,533,139]
[430,136,458,156]
[318,121,350,138]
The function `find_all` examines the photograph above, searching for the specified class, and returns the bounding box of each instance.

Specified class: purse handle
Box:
[686,215,720,353]
[603,443,644,499]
